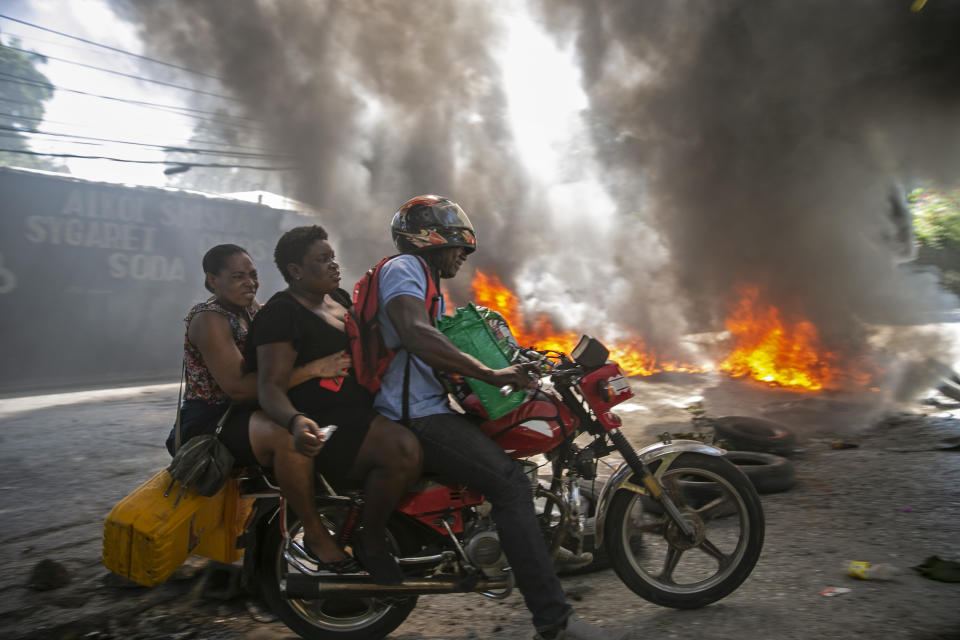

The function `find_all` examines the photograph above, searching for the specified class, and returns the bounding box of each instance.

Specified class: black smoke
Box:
[111,0,543,300]
[534,0,960,364]
[113,0,960,382]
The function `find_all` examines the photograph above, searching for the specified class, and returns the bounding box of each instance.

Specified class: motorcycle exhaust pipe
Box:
[281,574,510,599]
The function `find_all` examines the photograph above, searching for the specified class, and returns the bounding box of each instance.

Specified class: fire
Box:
[470,270,694,376]
[468,271,867,391]
[719,287,841,391]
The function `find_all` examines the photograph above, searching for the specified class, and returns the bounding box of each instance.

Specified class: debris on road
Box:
[27,559,70,591]
[848,561,901,581]
[830,440,859,450]
[913,556,960,583]
[819,587,851,597]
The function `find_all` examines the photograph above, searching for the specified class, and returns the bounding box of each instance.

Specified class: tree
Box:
[0,38,67,172]
[910,186,960,295]
[910,187,960,249]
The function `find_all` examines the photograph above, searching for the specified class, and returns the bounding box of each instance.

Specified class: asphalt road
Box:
[0,376,958,640]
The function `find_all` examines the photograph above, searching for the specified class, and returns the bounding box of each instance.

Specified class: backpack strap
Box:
[413,254,442,319]
[400,255,441,425]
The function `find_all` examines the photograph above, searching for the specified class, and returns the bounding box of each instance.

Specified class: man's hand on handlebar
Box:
[487,362,541,392]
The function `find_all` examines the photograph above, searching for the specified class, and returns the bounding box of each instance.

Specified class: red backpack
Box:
[345,254,440,395]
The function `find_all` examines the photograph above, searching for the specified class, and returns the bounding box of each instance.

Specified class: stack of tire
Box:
[709,416,797,495]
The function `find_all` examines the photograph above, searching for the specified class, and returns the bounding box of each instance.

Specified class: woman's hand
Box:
[290,415,328,457]
[304,351,352,379]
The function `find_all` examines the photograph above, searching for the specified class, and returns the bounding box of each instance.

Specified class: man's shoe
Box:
[533,615,630,640]
[552,547,594,573]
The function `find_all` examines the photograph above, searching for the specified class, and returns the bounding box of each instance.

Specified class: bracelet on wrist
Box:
[286,412,306,433]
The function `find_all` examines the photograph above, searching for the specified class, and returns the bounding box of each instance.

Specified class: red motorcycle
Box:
[239,335,765,640]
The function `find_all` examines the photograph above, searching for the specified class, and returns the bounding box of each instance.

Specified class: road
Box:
[0,376,958,639]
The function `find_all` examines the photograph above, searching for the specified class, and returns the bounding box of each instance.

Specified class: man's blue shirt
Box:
[373,254,453,421]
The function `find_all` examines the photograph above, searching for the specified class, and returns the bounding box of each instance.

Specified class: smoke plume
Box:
[114,0,960,382]
[111,0,546,297]
[533,0,960,360]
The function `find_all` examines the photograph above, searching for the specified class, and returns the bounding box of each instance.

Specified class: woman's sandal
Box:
[286,539,363,576]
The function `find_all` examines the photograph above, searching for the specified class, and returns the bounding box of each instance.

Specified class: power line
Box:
[0,123,292,160]
[0,94,45,109]
[0,94,264,136]
[0,112,283,154]
[2,43,239,103]
[0,14,222,81]
[0,71,259,125]
[0,109,279,152]
[0,147,297,171]
[1,28,124,60]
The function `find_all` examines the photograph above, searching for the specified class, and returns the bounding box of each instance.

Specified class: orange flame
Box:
[470,270,696,376]
[467,271,871,390]
[719,286,844,391]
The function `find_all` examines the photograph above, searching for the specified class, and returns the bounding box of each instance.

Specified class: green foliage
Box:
[0,40,67,172]
[910,187,960,250]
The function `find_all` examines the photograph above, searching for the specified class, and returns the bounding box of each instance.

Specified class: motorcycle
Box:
[236,335,765,640]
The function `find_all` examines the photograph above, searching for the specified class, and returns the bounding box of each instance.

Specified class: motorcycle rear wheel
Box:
[257,504,417,640]
[604,452,764,609]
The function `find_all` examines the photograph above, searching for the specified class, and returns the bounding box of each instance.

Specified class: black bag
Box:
[165,380,235,505]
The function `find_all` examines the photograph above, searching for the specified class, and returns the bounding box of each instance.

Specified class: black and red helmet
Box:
[391,195,478,255]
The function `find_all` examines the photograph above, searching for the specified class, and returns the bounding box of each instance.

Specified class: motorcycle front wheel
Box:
[604,452,765,609]
[257,503,417,640]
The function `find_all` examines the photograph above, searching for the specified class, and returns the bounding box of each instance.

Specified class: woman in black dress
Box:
[249,225,421,585]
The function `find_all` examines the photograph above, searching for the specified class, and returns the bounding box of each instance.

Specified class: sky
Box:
[0,0,202,186]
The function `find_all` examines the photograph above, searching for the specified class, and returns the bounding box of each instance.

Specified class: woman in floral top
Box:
[165,244,355,569]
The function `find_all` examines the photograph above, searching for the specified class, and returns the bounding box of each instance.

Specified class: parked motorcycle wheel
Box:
[257,503,417,640]
[604,452,764,609]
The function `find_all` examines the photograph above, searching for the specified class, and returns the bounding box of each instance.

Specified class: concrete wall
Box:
[0,167,308,394]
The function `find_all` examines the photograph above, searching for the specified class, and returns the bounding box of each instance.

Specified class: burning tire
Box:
[711,416,797,456]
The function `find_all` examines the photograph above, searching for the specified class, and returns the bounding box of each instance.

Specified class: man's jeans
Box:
[408,413,572,630]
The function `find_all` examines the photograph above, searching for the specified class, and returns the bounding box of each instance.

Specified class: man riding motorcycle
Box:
[372,194,629,640]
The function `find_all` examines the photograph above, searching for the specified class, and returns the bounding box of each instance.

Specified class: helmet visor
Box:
[430,202,473,228]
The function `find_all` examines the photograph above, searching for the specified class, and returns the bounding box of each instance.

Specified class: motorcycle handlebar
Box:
[498,350,585,396]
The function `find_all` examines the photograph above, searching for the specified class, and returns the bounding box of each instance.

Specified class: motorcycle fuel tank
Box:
[478,395,578,458]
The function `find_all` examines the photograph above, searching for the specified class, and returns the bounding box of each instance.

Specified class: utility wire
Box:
[0,14,222,81]
[0,94,264,136]
[2,43,239,103]
[0,94,45,109]
[0,96,261,137]
[1,28,127,61]
[0,71,261,126]
[0,123,292,159]
[0,112,282,154]
[0,110,278,152]
[0,147,297,171]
